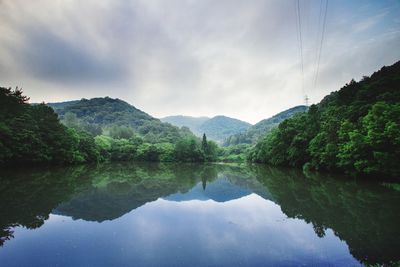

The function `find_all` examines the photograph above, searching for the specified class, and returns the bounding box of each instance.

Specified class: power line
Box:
[295,0,305,97]
[313,0,324,87]
[313,0,328,91]
[294,0,329,106]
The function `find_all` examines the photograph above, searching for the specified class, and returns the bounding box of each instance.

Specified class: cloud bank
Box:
[0,0,399,123]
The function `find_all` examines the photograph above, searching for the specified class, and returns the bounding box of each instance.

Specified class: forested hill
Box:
[161,115,251,143]
[224,105,307,146]
[49,97,155,126]
[197,116,251,143]
[249,60,400,179]
[48,97,193,143]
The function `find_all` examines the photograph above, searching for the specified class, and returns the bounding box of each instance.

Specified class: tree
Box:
[202,133,208,154]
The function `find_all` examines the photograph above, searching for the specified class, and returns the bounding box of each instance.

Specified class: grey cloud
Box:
[14,28,126,84]
[0,0,399,123]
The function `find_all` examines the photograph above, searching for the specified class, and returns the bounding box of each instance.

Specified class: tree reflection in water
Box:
[0,163,399,266]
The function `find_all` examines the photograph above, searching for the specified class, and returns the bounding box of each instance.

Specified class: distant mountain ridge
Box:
[224,105,307,146]
[45,100,80,109]
[198,116,251,142]
[162,106,307,145]
[160,115,209,132]
[161,115,251,143]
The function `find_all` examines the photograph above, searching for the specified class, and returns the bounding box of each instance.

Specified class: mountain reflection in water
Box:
[0,163,399,267]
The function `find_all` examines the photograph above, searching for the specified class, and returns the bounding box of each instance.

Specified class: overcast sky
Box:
[1,0,399,123]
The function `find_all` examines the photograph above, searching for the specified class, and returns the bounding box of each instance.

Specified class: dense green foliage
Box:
[0,89,221,165]
[218,144,252,162]
[0,87,99,165]
[224,105,307,146]
[162,115,251,143]
[50,97,153,126]
[94,134,218,163]
[249,61,400,178]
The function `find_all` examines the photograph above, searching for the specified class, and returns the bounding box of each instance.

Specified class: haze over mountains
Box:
[162,106,307,144]
[159,115,210,131]
[161,115,252,143]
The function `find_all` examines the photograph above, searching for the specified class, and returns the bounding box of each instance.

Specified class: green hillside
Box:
[249,61,400,178]
[49,97,193,144]
[50,97,154,127]
[224,106,307,146]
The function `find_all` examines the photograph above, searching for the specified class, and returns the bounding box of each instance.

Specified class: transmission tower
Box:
[305,95,309,106]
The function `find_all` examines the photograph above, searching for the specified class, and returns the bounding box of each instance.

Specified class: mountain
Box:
[160,115,252,143]
[47,97,194,143]
[160,115,209,134]
[198,116,251,142]
[48,97,154,126]
[224,105,307,146]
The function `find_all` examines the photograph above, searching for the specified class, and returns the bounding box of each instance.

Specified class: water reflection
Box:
[0,163,399,266]
[0,165,92,246]
[251,165,400,265]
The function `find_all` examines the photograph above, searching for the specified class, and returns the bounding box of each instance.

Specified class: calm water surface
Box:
[0,163,399,267]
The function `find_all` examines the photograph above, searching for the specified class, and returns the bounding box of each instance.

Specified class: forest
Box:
[0,88,218,165]
[248,61,400,178]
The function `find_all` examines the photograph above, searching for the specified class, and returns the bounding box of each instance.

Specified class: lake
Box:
[0,163,399,267]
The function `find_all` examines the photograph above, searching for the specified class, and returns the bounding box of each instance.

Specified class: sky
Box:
[0,0,399,124]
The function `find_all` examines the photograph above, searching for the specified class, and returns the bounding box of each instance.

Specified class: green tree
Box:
[174,138,204,162]
[201,133,209,155]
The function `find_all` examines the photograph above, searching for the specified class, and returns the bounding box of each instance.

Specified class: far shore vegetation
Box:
[1,61,399,180]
